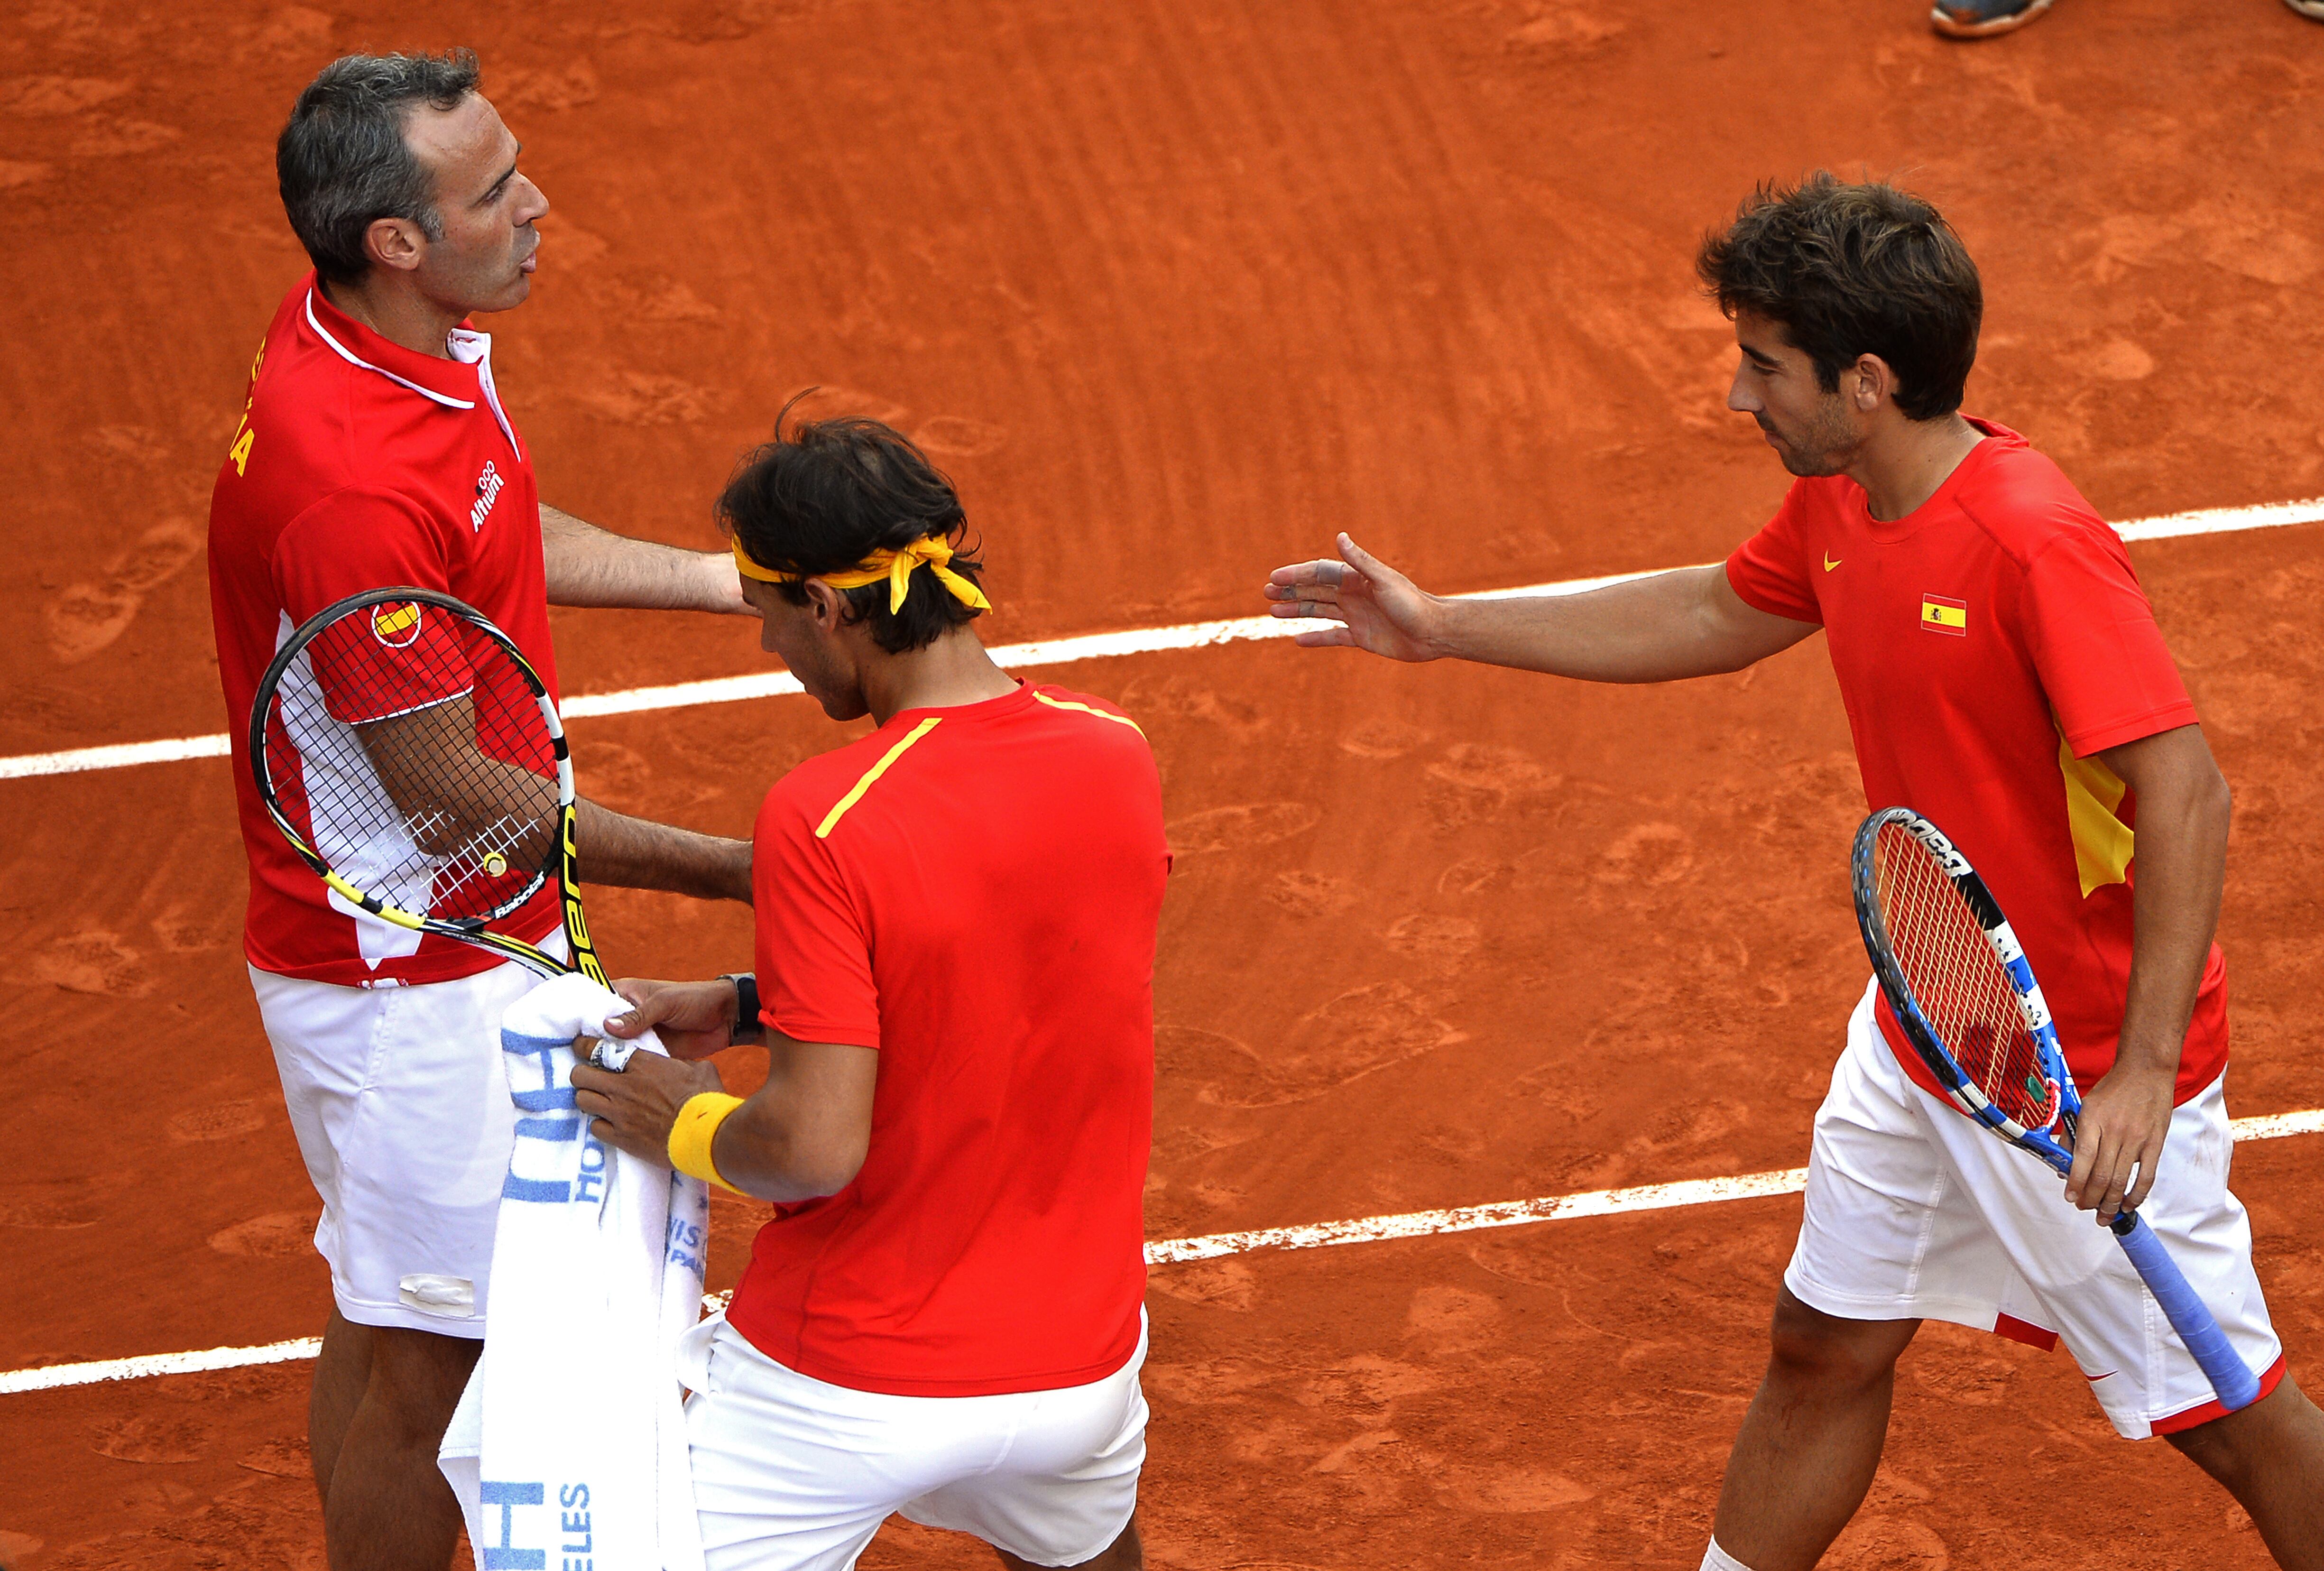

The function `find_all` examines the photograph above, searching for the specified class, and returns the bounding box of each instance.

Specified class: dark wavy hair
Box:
[717,399,988,655]
[278,50,481,286]
[1697,173,1981,421]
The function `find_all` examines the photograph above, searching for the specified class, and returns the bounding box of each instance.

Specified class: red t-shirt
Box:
[727,681,1170,1396]
[1726,421,2227,1104]
[207,276,562,987]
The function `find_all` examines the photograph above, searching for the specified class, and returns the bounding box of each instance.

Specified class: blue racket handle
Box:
[2111,1211,2261,1412]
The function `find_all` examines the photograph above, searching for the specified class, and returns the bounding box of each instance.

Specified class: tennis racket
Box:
[1851,806,2258,1411]
[250,586,606,986]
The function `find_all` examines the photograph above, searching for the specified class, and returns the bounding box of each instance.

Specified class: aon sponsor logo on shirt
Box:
[471,460,507,532]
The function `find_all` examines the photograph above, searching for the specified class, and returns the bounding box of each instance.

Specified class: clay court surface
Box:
[5,0,2324,1565]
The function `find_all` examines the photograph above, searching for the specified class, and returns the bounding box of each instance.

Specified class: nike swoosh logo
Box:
[1823,553,1842,572]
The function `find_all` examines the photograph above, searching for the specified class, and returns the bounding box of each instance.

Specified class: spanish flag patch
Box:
[1920,594,1967,636]
[370,601,424,648]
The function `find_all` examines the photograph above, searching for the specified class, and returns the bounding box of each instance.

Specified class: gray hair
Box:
[276,50,481,286]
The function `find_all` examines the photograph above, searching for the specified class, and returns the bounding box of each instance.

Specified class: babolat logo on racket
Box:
[1902,818,1973,878]
[370,601,424,648]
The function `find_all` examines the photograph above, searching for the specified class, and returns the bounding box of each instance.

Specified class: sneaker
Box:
[2287,0,2324,20]
[1931,0,2055,36]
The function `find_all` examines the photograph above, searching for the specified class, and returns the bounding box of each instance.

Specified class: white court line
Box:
[7,1106,2320,1398]
[0,573,1660,781]
[2112,495,2324,543]
[0,1338,327,1395]
[4,495,2319,784]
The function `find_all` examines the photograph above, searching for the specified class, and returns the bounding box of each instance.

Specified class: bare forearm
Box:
[1429,565,1815,682]
[541,503,745,614]
[576,1034,868,1201]
[2115,760,2230,1075]
[708,1038,876,1202]
[573,798,752,903]
[709,1095,850,1203]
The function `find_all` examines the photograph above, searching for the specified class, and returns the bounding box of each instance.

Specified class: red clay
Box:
[4,1,2323,1567]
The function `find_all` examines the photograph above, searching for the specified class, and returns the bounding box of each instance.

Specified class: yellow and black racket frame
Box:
[249,585,608,986]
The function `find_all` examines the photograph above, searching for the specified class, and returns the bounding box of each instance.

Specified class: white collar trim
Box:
[305,290,477,410]
[304,289,520,457]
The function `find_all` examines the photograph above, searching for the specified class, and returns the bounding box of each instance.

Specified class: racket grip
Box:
[2111,1211,2261,1412]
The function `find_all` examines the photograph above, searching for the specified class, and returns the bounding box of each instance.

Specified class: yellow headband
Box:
[731,534,992,615]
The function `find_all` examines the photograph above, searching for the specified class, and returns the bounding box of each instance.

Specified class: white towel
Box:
[439,970,710,1571]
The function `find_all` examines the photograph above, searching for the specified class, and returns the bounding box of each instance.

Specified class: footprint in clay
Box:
[45,518,202,663]
[1160,982,1465,1108]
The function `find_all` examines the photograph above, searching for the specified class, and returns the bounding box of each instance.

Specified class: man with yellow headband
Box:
[573,413,1168,1571]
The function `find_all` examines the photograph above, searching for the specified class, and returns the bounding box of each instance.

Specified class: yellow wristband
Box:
[667,1092,747,1195]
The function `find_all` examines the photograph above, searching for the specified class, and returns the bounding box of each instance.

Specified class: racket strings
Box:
[1872,823,2056,1129]
[413,807,543,908]
[262,602,561,924]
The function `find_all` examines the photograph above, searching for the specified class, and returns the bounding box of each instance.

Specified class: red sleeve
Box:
[273,488,470,724]
[2021,527,2198,757]
[753,786,883,1050]
[1723,481,1825,625]
[272,486,456,619]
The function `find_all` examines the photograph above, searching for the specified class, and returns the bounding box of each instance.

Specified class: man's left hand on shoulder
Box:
[2063,1056,2176,1223]
[571,1048,726,1166]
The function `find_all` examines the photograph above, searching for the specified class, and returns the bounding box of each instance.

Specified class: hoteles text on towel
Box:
[440,970,710,1571]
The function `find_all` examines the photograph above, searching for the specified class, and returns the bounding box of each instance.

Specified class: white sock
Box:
[1700,1538,1755,1571]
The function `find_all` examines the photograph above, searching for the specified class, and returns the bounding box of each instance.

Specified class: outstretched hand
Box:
[1263,534,1443,662]
[602,976,743,1061]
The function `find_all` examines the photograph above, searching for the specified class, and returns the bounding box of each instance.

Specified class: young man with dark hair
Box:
[210,49,754,1571]
[1265,174,2324,1569]
[576,416,1167,1571]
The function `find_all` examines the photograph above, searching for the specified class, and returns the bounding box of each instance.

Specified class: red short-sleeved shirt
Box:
[207,275,562,987]
[1726,420,2227,1104]
[726,681,1170,1397]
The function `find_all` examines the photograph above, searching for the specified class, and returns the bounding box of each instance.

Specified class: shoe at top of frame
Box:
[1931,0,2055,37]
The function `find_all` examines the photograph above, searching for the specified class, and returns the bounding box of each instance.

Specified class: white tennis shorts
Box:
[248,943,557,1337]
[679,1311,1148,1570]
[1787,980,2285,1438]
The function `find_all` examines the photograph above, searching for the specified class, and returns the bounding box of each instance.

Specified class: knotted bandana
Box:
[730,533,992,614]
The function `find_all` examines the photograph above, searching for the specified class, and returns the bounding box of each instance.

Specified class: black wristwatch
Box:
[722,973,764,1044]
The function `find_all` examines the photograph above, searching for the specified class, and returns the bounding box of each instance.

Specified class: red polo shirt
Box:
[207,274,562,987]
[1726,421,2227,1104]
